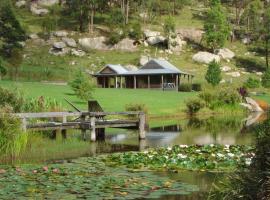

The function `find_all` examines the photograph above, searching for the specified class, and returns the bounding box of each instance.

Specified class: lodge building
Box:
[93,59,194,91]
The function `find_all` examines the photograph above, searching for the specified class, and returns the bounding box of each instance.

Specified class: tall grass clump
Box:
[0,113,28,160]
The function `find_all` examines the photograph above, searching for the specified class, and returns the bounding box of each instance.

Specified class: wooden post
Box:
[103,77,105,88]
[115,77,118,88]
[90,116,96,142]
[120,76,122,88]
[81,115,86,140]
[148,75,150,89]
[176,74,179,91]
[134,76,137,89]
[21,118,27,132]
[188,75,190,83]
[139,113,146,140]
[161,75,164,90]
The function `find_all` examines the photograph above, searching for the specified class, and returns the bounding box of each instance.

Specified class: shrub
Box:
[243,77,261,88]
[198,91,217,106]
[23,96,63,112]
[192,83,202,91]
[179,84,192,92]
[125,103,148,114]
[0,87,25,112]
[262,69,270,88]
[185,99,205,115]
[106,31,122,45]
[205,61,222,87]
[128,22,142,40]
[69,70,96,101]
[218,87,242,105]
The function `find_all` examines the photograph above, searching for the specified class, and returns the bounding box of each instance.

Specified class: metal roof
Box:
[95,59,193,76]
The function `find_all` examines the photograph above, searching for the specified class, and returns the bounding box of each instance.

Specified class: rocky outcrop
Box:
[168,34,186,54]
[216,48,235,60]
[221,66,231,72]
[37,0,59,6]
[144,30,166,45]
[49,42,69,56]
[71,49,85,57]
[30,3,49,15]
[15,0,26,8]
[112,38,137,52]
[176,28,204,44]
[192,51,220,64]
[54,31,68,37]
[62,37,77,48]
[79,37,108,51]
[53,41,66,49]
[244,97,264,112]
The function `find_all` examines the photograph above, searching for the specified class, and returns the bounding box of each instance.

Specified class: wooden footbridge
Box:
[14,101,146,142]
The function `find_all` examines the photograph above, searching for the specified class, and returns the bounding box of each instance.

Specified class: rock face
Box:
[53,42,66,49]
[168,34,186,54]
[37,0,59,6]
[245,97,264,112]
[192,51,220,64]
[113,38,137,52]
[49,47,70,56]
[144,30,166,45]
[15,0,26,8]
[54,31,68,37]
[177,28,204,44]
[30,4,49,15]
[62,37,77,48]
[216,48,235,60]
[226,72,241,77]
[79,37,108,51]
[29,34,39,39]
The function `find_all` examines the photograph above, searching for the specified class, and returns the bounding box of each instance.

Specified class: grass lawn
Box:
[0,80,196,116]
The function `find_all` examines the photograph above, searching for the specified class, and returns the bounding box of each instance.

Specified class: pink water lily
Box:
[0,169,6,174]
[43,166,49,172]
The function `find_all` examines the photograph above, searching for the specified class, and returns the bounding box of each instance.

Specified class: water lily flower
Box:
[245,158,252,166]
[143,151,148,154]
[195,149,201,153]
[227,153,234,157]
[167,147,172,151]
[179,145,188,148]
[210,144,214,147]
[164,156,169,159]
[32,170,38,174]
[217,153,224,158]
[52,168,59,173]
[0,169,6,174]
[177,154,187,159]
[211,153,216,157]
[148,155,153,159]
[224,145,230,149]
[43,166,49,172]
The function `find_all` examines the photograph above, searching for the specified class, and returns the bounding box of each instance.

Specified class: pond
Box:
[0,114,260,199]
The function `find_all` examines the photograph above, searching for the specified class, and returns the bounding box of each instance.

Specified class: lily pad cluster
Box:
[106,145,255,172]
[0,157,198,199]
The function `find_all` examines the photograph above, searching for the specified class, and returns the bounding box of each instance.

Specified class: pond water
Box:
[0,114,260,199]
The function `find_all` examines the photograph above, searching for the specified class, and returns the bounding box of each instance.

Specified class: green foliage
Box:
[128,22,142,40]
[198,91,216,107]
[0,58,7,79]
[0,0,26,57]
[107,145,254,172]
[243,77,261,89]
[106,8,125,28]
[203,0,230,51]
[192,83,202,91]
[262,69,270,88]
[69,70,95,101]
[0,114,28,158]
[0,156,198,199]
[23,96,63,112]
[179,83,192,92]
[217,87,242,105]
[125,103,148,114]
[185,98,205,115]
[105,31,122,45]
[163,16,175,36]
[0,86,24,112]
[205,61,222,87]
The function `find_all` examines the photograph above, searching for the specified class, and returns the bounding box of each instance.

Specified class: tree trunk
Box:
[266,38,269,69]
[79,4,83,32]
[125,0,129,24]
[89,7,94,34]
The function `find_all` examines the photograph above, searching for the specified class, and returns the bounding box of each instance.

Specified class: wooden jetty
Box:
[15,111,146,141]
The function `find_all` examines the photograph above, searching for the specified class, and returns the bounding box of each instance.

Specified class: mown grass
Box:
[0,80,196,116]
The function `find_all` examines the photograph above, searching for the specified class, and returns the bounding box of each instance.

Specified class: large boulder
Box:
[49,47,70,56]
[15,0,26,8]
[146,36,166,45]
[113,38,137,52]
[37,0,59,6]
[226,71,241,77]
[176,28,204,44]
[168,34,186,54]
[144,30,161,38]
[30,4,49,15]
[71,49,85,57]
[79,37,108,51]
[54,31,68,37]
[192,51,220,64]
[245,97,264,112]
[216,48,235,60]
[62,37,77,48]
[53,41,66,49]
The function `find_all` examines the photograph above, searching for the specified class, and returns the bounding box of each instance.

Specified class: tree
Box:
[203,0,230,52]
[205,61,222,87]
[69,70,96,101]
[163,16,175,37]
[262,7,270,69]
[0,58,7,80]
[0,0,26,57]
[262,69,270,88]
